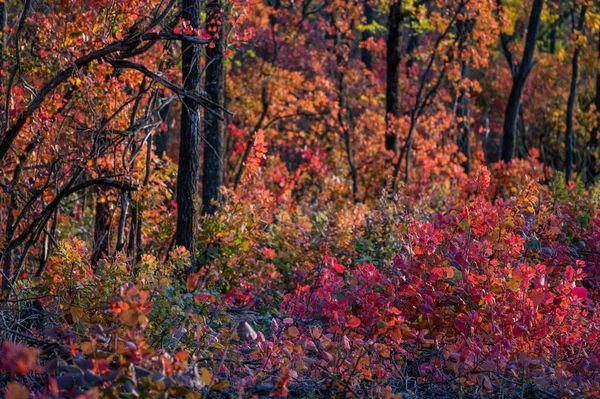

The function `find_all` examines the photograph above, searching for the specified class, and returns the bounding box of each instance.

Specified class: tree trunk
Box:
[565,7,586,184]
[202,0,226,216]
[154,99,172,159]
[501,0,544,163]
[457,61,470,173]
[593,41,600,151]
[362,0,374,70]
[115,191,128,253]
[385,0,403,153]
[91,185,112,266]
[587,33,600,185]
[333,24,360,203]
[175,0,201,268]
[0,1,5,75]
[405,25,419,75]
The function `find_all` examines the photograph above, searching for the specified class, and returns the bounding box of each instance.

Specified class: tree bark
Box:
[0,1,5,75]
[115,191,129,253]
[405,25,419,75]
[565,7,586,184]
[593,38,600,151]
[385,0,403,153]
[91,185,112,266]
[154,99,172,158]
[333,25,359,203]
[175,0,201,267]
[202,0,226,216]
[501,0,544,163]
[457,61,470,173]
[362,0,374,70]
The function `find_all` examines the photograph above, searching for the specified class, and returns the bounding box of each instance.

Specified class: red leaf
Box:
[332,262,345,274]
[572,286,588,300]
[454,315,467,331]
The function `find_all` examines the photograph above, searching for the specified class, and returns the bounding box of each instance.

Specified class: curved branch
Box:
[108,59,232,120]
[0,0,185,162]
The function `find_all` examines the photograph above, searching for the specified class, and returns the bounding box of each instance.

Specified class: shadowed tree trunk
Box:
[202,0,226,216]
[501,0,544,163]
[91,185,112,266]
[154,99,172,159]
[175,0,201,268]
[587,32,600,185]
[385,0,403,153]
[331,20,360,203]
[405,24,420,75]
[362,0,374,70]
[457,61,470,173]
[0,1,5,76]
[565,6,586,184]
[592,38,600,152]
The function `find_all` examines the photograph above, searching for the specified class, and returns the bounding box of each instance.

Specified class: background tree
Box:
[385,0,403,153]
[565,3,586,183]
[202,0,227,216]
[175,0,202,267]
[500,0,545,163]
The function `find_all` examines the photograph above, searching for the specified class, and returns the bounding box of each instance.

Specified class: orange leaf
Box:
[186,273,199,292]
[346,316,361,329]
[287,326,299,338]
[5,382,29,399]
[174,350,188,361]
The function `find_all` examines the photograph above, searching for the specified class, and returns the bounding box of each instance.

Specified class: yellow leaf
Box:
[81,341,94,355]
[506,278,521,292]
[311,326,321,339]
[212,380,230,391]
[120,308,140,326]
[200,367,212,386]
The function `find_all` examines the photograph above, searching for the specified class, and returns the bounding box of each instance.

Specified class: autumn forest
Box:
[0,0,599,397]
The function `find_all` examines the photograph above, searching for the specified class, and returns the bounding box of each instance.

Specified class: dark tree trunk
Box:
[175,0,202,268]
[585,31,600,185]
[457,61,470,173]
[0,1,5,74]
[202,0,226,216]
[127,193,143,263]
[362,0,374,70]
[2,220,14,295]
[405,25,419,75]
[385,0,403,153]
[36,209,58,278]
[501,0,544,163]
[115,191,128,253]
[565,7,586,184]
[593,51,600,151]
[2,141,35,293]
[154,99,172,159]
[91,185,112,266]
[332,23,360,203]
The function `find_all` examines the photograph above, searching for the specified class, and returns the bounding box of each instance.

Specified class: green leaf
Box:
[451,267,463,281]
